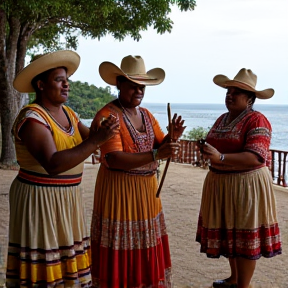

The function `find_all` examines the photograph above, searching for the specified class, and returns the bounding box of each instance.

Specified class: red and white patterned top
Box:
[206,109,272,171]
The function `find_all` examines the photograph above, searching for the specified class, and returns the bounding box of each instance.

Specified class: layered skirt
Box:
[196,166,282,259]
[90,165,172,288]
[6,178,91,287]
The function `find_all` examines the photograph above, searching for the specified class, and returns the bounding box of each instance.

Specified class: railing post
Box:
[172,139,202,166]
[283,152,287,187]
[270,149,288,187]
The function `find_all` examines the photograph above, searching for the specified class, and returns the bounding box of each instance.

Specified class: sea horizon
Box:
[82,103,288,152]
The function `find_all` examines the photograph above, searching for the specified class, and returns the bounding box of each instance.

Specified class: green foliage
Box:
[1,0,196,52]
[67,81,116,118]
[182,126,209,141]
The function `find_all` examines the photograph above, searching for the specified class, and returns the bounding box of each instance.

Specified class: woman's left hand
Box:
[170,113,186,141]
[201,142,221,164]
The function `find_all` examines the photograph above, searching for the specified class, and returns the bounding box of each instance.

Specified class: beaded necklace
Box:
[39,104,72,133]
[117,99,144,133]
[117,99,155,153]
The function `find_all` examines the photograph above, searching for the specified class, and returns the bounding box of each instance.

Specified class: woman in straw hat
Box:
[196,68,282,288]
[90,55,186,288]
[6,50,119,288]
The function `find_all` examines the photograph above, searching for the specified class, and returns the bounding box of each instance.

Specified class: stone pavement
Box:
[1,162,288,287]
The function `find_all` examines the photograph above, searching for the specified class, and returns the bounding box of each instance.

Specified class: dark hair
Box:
[116,75,128,83]
[228,86,256,106]
[31,66,67,92]
[239,88,256,105]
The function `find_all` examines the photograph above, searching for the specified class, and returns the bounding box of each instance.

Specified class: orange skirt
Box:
[90,165,172,288]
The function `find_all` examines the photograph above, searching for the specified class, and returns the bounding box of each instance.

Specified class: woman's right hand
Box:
[89,114,119,147]
[156,142,180,160]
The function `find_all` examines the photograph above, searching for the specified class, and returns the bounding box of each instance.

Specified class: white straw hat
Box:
[13,50,80,93]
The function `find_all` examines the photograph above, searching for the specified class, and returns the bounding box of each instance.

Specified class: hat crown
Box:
[213,68,274,99]
[234,68,257,89]
[120,55,146,76]
[98,55,165,86]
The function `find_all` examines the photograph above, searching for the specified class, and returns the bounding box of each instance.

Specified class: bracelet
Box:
[220,154,225,161]
[152,149,158,161]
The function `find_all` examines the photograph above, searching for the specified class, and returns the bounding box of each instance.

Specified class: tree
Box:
[67,80,117,118]
[0,0,196,168]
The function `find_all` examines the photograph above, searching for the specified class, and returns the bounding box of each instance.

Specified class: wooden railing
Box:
[171,140,200,165]
[270,149,288,187]
[170,140,288,188]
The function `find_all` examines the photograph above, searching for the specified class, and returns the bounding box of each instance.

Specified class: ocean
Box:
[82,103,288,151]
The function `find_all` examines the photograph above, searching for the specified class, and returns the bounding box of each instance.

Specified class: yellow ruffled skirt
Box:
[6,178,91,287]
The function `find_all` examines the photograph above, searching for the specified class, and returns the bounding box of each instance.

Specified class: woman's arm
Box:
[200,142,263,170]
[105,142,180,170]
[19,115,119,175]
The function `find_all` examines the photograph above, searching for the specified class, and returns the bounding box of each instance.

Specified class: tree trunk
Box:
[0,11,25,168]
[0,86,20,167]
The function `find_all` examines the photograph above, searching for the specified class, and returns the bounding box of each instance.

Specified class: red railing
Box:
[171,140,288,188]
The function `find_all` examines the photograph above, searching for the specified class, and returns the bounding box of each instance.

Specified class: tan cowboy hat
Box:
[99,55,165,86]
[213,68,274,99]
[13,50,80,93]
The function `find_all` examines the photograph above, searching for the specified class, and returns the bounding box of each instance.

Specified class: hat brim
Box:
[99,61,165,86]
[13,50,80,93]
[213,75,274,99]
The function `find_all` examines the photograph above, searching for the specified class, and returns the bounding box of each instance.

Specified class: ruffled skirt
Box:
[196,166,282,259]
[90,165,172,288]
[6,178,91,288]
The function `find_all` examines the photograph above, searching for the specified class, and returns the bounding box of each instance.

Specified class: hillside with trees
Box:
[67,81,116,119]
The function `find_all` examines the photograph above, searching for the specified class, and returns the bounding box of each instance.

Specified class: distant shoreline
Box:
[81,103,288,151]
[141,102,288,107]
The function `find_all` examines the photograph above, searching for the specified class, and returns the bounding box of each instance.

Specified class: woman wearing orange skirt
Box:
[90,55,185,288]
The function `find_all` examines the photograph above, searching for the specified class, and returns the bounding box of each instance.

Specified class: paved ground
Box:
[1,162,287,287]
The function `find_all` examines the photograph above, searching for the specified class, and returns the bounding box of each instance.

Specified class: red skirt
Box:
[90,165,172,288]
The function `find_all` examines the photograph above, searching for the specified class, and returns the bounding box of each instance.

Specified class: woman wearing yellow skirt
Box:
[90,55,185,288]
[6,50,118,287]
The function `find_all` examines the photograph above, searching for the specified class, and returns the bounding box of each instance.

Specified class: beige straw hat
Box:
[99,55,165,86]
[213,68,274,99]
[13,50,80,93]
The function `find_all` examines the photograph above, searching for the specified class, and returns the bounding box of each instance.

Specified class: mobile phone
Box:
[198,138,206,145]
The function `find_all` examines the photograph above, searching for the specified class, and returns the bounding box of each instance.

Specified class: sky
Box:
[70,0,288,105]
